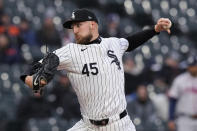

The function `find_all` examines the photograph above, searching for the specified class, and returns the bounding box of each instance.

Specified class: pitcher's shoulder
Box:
[101,37,119,41]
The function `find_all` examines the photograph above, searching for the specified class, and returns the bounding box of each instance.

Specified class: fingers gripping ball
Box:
[162,18,172,29]
[32,52,60,95]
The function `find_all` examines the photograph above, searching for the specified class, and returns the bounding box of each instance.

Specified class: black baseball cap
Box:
[63,8,98,29]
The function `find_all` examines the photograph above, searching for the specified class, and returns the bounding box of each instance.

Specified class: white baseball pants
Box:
[177,116,197,131]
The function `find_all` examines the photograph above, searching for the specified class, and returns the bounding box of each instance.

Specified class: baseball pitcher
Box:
[20,8,172,131]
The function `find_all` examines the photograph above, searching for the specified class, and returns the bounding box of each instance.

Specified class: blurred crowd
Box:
[0,0,197,131]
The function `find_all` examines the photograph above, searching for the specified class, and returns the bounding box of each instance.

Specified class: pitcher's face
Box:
[72,21,93,44]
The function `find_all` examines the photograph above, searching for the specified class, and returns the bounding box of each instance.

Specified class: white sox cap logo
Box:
[71,12,75,19]
[88,16,92,19]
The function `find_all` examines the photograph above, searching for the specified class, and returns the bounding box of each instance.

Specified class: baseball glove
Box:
[20,61,42,82]
[32,52,59,94]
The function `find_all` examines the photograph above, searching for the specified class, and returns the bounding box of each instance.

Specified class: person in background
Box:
[48,71,81,120]
[127,84,161,131]
[123,55,142,95]
[160,54,182,86]
[0,34,21,64]
[0,13,23,47]
[19,19,38,46]
[168,56,197,131]
[0,0,4,22]
[36,17,62,50]
[105,13,121,37]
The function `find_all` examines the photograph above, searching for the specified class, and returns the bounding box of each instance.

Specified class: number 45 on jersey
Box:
[82,63,98,76]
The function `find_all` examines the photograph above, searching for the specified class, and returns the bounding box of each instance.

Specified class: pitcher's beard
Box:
[76,34,93,45]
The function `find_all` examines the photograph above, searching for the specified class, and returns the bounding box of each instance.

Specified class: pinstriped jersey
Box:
[54,37,129,119]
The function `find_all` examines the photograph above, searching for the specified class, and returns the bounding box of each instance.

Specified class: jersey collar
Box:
[86,36,102,45]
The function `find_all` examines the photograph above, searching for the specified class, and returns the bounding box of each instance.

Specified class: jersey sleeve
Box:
[169,78,180,99]
[52,44,71,70]
[118,38,129,53]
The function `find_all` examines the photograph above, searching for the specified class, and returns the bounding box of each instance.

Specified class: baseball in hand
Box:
[163,18,172,29]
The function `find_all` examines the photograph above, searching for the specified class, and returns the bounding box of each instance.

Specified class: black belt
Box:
[89,110,127,126]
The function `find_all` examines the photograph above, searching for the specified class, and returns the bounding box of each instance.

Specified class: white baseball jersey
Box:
[54,37,128,120]
[169,72,197,115]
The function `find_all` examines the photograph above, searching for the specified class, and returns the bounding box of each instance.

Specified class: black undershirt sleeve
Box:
[125,27,159,52]
[20,61,42,82]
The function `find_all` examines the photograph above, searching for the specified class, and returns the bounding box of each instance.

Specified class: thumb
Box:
[167,29,171,34]
[40,79,47,86]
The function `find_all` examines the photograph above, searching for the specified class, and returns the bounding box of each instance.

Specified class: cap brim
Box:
[63,19,85,29]
[63,20,73,29]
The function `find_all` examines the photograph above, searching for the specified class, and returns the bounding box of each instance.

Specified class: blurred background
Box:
[0,0,196,130]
